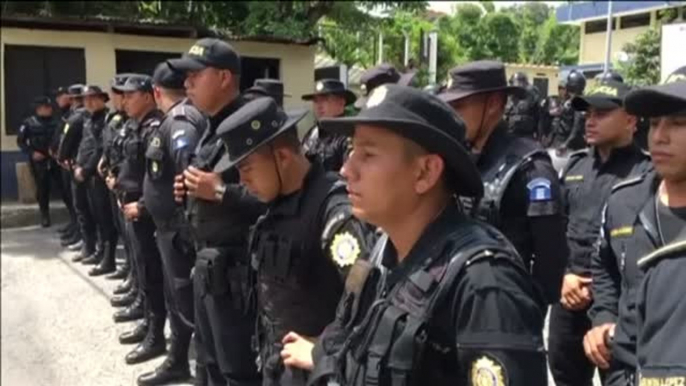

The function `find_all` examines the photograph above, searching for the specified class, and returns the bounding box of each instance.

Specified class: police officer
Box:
[58,84,98,259]
[547,80,652,386]
[73,85,119,276]
[17,96,62,227]
[549,70,588,152]
[438,60,568,305]
[113,74,168,366]
[135,62,208,386]
[584,67,686,386]
[505,72,542,140]
[301,79,357,173]
[354,63,416,109]
[287,84,548,385]
[214,97,373,386]
[52,87,80,241]
[594,70,624,84]
[168,37,265,386]
[245,79,290,107]
[100,73,135,283]
[539,79,570,148]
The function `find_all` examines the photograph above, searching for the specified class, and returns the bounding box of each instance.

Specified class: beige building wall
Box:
[1,27,316,151]
[505,64,560,96]
[580,24,651,64]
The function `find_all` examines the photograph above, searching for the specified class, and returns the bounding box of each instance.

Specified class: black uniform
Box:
[17,114,62,222]
[588,171,677,386]
[636,240,686,385]
[548,146,652,386]
[310,203,548,386]
[59,106,97,254]
[51,105,78,231]
[143,99,207,364]
[117,109,167,335]
[504,85,541,139]
[471,123,567,305]
[187,97,265,386]
[539,95,564,147]
[78,107,118,270]
[548,99,586,150]
[250,163,373,386]
[302,123,351,173]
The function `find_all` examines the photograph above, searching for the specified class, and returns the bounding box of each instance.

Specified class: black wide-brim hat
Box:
[438,60,526,103]
[214,98,309,173]
[624,66,686,117]
[354,69,417,109]
[301,79,356,106]
[319,84,483,198]
[81,85,110,102]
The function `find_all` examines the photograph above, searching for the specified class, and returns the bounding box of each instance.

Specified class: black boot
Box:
[81,249,103,265]
[136,336,192,385]
[60,231,80,246]
[72,244,95,263]
[41,214,51,228]
[125,317,166,365]
[119,320,148,345]
[113,271,134,295]
[113,296,145,323]
[111,288,138,308]
[89,241,116,276]
[66,239,84,251]
[106,261,130,280]
[57,222,75,234]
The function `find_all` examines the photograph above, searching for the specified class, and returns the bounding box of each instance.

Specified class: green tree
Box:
[619,28,661,86]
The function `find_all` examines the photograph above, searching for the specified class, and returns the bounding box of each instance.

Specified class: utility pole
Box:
[378,32,384,64]
[603,0,614,75]
[403,32,410,67]
[428,30,438,84]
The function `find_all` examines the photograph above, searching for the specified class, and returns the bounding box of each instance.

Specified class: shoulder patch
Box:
[330,232,361,268]
[471,355,507,386]
[638,240,686,269]
[174,137,189,150]
[526,177,552,202]
[611,175,646,193]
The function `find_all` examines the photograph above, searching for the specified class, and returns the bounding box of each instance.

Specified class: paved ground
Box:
[1,224,195,386]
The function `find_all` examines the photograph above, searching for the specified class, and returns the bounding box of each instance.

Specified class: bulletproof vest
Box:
[108,116,131,175]
[144,103,203,224]
[314,221,522,386]
[549,100,575,145]
[102,112,126,166]
[58,107,88,161]
[24,116,58,153]
[117,111,163,199]
[76,109,107,167]
[303,125,350,173]
[504,89,538,137]
[251,168,346,345]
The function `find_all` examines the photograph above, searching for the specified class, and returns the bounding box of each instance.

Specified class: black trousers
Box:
[129,216,166,319]
[549,303,596,386]
[155,224,194,341]
[60,167,77,226]
[28,158,54,219]
[87,175,116,244]
[193,246,261,386]
[72,177,96,252]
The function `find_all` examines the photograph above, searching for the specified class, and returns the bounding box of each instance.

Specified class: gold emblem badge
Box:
[151,137,161,148]
[251,120,261,130]
[366,85,388,108]
[330,232,361,268]
[151,161,158,173]
[188,45,205,56]
[471,356,505,386]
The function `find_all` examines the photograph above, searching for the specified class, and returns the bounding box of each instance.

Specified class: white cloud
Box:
[428,1,565,16]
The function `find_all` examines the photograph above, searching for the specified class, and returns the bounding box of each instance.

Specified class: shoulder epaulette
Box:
[171,105,187,119]
[569,148,590,159]
[610,174,646,193]
[638,240,686,269]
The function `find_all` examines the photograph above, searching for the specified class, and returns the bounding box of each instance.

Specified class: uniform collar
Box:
[382,202,464,286]
[210,96,243,130]
[269,162,325,217]
[592,143,643,165]
[476,121,510,167]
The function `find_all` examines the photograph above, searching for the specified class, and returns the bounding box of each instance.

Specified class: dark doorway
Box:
[3,45,86,135]
[533,77,549,99]
[115,50,181,76]
[240,57,280,91]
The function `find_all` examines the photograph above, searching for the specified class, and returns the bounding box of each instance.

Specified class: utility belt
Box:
[195,246,252,312]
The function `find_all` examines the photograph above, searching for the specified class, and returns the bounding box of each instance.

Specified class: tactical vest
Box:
[473,138,549,230]
[118,113,162,200]
[310,221,523,386]
[549,101,576,147]
[24,116,58,153]
[251,169,347,347]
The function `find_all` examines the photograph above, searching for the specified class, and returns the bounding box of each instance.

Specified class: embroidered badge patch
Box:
[471,356,506,386]
[330,232,361,268]
[151,137,161,148]
[527,178,552,202]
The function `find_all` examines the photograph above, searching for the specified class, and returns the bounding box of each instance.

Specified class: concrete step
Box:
[1,201,70,229]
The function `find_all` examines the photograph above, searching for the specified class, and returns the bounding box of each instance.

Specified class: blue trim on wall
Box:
[1,150,26,199]
[556,1,685,23]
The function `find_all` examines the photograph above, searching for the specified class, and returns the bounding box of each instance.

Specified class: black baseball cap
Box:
[319,84,483,197]
[214,98,308,172]
[167,38,241,74]
[117,74,154,93]
[153,62,186,90]
[625,66,686,117]
[571,80,632,111]
[438,60,526,103]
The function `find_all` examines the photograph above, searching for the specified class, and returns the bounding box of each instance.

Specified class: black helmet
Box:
[510,72,529,87]
[566,70,587,95]
[594,71,624,83]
